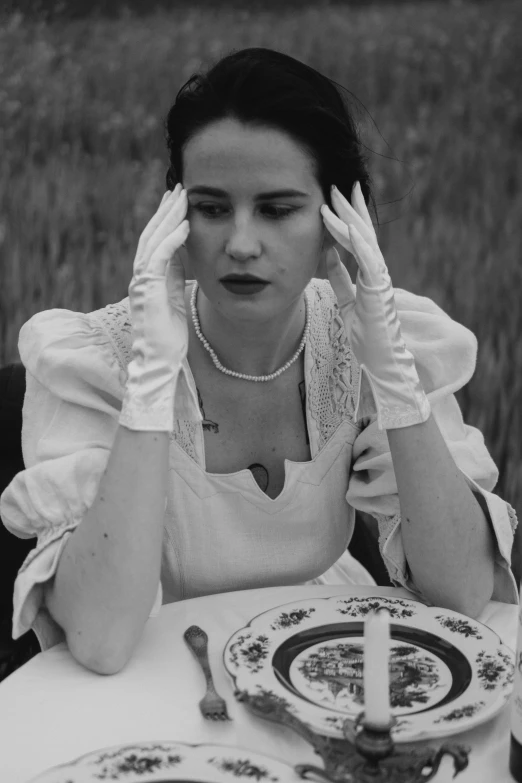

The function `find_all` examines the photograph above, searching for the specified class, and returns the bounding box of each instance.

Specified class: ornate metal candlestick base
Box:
[235,689,470,783]
[351,715,396,776]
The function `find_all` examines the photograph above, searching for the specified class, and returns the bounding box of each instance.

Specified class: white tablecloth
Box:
[0,585,518,783]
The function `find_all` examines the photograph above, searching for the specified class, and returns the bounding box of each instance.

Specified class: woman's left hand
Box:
[320,182,431,430]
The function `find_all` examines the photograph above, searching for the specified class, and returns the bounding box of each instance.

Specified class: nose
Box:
[225,214,261,261]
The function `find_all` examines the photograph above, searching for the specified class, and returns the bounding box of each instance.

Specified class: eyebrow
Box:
[186,186,310,200]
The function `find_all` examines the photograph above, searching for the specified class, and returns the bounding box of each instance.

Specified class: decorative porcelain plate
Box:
[223,595,515,743]
[29,741,301,783]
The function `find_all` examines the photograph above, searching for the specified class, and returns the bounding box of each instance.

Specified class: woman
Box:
[0,48,517,674]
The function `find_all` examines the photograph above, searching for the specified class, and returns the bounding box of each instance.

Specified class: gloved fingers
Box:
[159,188,174,207]
[135,185,181,260]
[349,223,380,287]
[323,203,389,289]
[320,204,355,255]
[349,223,390,288]
[148,220,190,277]
[331,185,377,252]
[141,189,188,275]
[325,247,356,336]
[135,184,184,275]
[351,181,375,233]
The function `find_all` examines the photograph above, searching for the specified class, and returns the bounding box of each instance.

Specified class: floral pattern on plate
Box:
[476,648,515,690]
[227,633,272,673]
[434,701,486,723]
[335,597,417,619]
[29,742,301,783]
[435,616,483,639]
[270,607,316,631]
[223,594,515,744]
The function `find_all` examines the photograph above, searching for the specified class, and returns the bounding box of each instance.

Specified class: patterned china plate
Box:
[223,595,515,743]
[28,741,301,783]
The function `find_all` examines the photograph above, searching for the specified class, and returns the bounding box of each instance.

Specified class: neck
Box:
[192,284,308,377]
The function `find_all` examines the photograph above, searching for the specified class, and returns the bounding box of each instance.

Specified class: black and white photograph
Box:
[0,0,520,780]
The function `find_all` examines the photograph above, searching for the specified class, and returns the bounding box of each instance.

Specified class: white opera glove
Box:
[320,182,431,430]
[119,184,197,432]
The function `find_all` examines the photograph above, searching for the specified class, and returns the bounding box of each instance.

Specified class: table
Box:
[0,585,518,783]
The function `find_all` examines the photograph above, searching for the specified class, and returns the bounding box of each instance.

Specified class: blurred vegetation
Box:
[0,0,521,572]
[1,0,504,21]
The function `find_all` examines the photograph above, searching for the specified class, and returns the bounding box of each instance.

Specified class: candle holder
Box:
[235,688,470,783]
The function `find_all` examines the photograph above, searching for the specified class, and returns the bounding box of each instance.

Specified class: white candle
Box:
[363,608,391,727]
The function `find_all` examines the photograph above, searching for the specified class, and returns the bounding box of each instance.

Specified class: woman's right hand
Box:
[119,184,194,432]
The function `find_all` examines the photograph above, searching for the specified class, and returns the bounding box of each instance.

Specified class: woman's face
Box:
[182,117,331,321]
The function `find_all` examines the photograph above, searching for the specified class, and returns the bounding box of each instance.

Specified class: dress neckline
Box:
[181,345,314,501]
[170,416,355,506]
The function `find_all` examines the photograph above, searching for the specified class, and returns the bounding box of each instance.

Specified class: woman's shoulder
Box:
[306,278,477,398]
[307,276,469,321]
[307,278,476,348]
[392,287,478,396]
[19,298,131,401]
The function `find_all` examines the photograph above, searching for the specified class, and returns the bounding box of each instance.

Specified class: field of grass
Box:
[1,1,521,568]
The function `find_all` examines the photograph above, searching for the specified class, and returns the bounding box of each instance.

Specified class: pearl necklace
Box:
[190,282,311,382]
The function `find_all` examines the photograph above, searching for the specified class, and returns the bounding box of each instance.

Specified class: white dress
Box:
[0,279,518,651]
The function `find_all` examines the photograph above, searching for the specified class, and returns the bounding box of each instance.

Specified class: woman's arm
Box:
[387,413,494,618]
[45,426,168,674]
[46,186,193,674]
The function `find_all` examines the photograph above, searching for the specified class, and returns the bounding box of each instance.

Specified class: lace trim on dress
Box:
[89,300,133,373]
[87,281,361,462]
[306,280,361,451]
[378,400,432,431]
[373,511,401,553]
[89,298,200,461]
[507,503,519,534]
[172,420,199,462]
[372,510,406,586]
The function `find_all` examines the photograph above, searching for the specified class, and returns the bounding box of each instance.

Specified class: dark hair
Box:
[164,47,377,221]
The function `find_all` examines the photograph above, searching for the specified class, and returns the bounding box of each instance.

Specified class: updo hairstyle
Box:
[164,47,377,219]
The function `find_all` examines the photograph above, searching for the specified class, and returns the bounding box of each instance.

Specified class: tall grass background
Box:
[1,1,521,572]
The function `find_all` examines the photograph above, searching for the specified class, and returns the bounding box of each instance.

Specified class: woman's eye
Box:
[192,204,296,220]
[193,204,224,218]
[263,206,295,220]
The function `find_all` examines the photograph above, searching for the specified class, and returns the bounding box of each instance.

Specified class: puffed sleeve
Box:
[0,308,162,652]
[345,288,518,604]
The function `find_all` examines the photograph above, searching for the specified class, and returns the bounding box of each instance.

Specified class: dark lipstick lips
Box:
[220,275,269,296]
[220,275,269,283]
